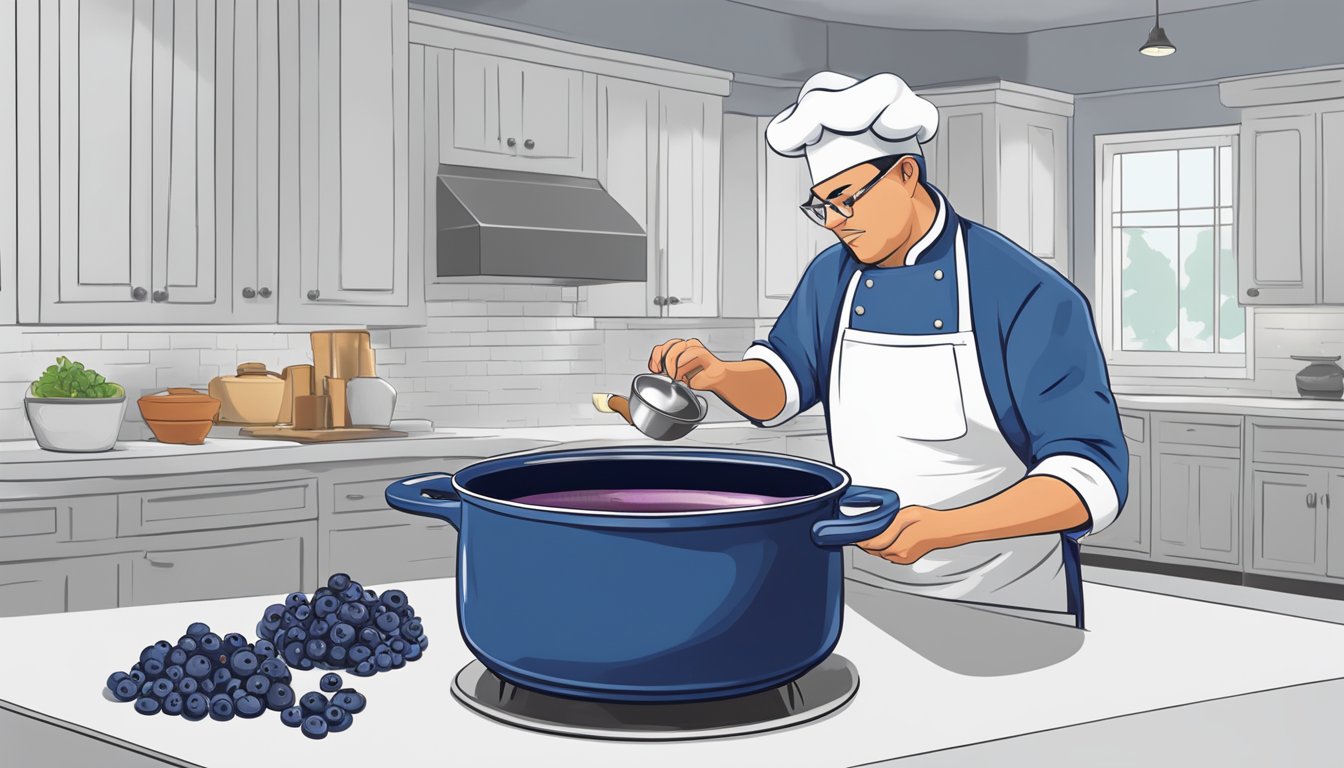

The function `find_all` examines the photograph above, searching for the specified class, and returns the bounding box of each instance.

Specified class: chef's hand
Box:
[854,506,963,565]
[648,338,729,391]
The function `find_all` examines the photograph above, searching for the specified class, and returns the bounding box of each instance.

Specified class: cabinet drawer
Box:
[326,521,456,585]
[333,478,403,514]
[118,479,316,536]
[0,555,122,618]
[1155,419,1242,450]
[1251,421,1344,465]
[1119,413,1146,444]
[0,496,117,559]
[129,533,305,607]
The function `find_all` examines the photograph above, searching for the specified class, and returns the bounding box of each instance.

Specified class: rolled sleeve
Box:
[1006,284,1129,537]
[743,344,801,427]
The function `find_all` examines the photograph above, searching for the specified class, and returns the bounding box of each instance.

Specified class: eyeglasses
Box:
[799,156,901,227]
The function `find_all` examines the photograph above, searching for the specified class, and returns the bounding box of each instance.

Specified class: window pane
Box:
[1219,224,1245,352]
[1122,151,1178,211]
[1121,227,1178,351]
[1180,209,1215,226]
[1219,145,1233,207]
[1113,154,1122,205]
[1179,148,1215,209]
[1179,227,1215,352]
[1122,211,1179,227]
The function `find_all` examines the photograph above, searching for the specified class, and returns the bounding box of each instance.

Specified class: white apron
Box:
[828,223,1074,618]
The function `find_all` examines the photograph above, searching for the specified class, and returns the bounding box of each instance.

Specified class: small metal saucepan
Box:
[593,373,708,441]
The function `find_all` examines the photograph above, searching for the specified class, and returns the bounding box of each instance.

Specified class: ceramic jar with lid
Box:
[209,363,286,424]
[346,377,397,428]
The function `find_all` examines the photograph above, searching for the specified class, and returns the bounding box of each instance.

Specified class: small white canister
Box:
[346,377,397,428]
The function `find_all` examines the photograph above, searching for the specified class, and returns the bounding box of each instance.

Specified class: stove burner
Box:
[450,654,859,741]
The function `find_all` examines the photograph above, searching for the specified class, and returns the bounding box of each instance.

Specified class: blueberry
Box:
[112,678,140,702]
[259,658,291,683]
[199,679,216,695]
[252,639,276,661]
[162,692,184,716]
[283,643,306,668]
[281,706,304,727]
[107,671,129,690]
[332,690,366,714]
[336,603,368,626]
[347,645,372,665]
[164,665,184,682]
[185,655,212,679]
[327,645,348,665]
[297,657,314,671]
[134,696,161,716]
[143,658,164,677]
[300,691,328,714]
[273,629,288,647]
[327,573,351,592]
[374,605,389,616]
[318,673,343,692]
[262,603,287,624]
[177,636,198,653]
[266,683,295,711]
[151,678,173,698]
[359,589,379,605]
[309,619,330,639]
[199,633,222,654]
[306,639,328,660]
[358,627,381,646]
[314,587,334,600]
[141,681,155,696]
[183,692,209,721]
[392,653,406,669]
[301,715,328,740]
[186,622,210,639]
[402,618,423,637]
[224,678,242,695]
[390,639,406,654]
[374,643,390,657]
[328,712,354,733]
[222,633,247,653]
[314,595,340,618]
[212,667,233,686]
[177,677,198,695]
[404,643,422,662]
[232,687,249,702]
[128,669,146,684]
[285,627,308,644]
[351,661,375,677]
[257,620,281,639]
[139,644,166,665]
[419,636,429,651]
[280,612,301,630]
[285,591,308,608]
[374,653,392,671]
[325,623,353,647]
[209,694,234,721]
[377,612,404,634]
[340,582,363,602]
[235,694,265,718]
[323,704,345,724]
[294,604,313,622]
[168,647,188,666]
[229,649,259,677]
[379,590,408,611]
[246,674,271,696]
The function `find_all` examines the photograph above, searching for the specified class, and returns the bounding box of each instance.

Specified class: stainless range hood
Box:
[435,165,647,284]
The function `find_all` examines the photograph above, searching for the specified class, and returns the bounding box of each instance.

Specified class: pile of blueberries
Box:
[104,574,427,739]
[257,573,428,677]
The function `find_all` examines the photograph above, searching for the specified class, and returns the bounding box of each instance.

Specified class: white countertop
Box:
[1115,392,1344,419]
[2,577,1342,767]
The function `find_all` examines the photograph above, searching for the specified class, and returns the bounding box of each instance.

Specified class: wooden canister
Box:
[279,364,314,425]
[293,395,330,430]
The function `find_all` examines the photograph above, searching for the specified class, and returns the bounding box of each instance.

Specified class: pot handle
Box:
[811,485,901,548]
[385,473,463,531]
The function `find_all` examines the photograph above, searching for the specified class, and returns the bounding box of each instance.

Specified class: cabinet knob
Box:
[1246,287,1260,297]
[152,289,168,303]
[345,493,365,501]
[524,138,535,150]
[241,287,256,299]
[668,296,681,306]
[506,137,517,148]
[131,286,147,301]
[258,287,272,299]
[652,296,665,306]
[1307,492,1317,509]
[1325,493,1331,511]
[307,289,321,301]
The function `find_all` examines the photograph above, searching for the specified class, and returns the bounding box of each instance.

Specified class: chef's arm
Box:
[708,360,788,424]
[939,475,1090,547]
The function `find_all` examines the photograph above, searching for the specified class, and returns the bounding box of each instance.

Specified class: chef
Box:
[649,71,1128,627]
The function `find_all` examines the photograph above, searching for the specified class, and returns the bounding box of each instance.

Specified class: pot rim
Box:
[447,446,852,519]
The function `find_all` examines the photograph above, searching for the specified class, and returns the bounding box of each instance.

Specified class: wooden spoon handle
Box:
[592,393,634,426]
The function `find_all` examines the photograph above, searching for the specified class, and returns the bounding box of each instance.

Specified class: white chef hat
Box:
[766,71,939,184]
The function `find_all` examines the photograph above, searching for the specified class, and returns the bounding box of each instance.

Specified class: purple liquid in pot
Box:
[511,488,808,513]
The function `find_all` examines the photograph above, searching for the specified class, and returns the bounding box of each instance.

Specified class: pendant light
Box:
[1140,0,1176,56]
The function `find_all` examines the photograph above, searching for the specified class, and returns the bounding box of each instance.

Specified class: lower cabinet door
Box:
[128,523,313,606]
[1084,447,1149,554]
[1155,454,1241,567]
[326,519,457,586]
[1250,468,1327,577]
[0,555,122,617]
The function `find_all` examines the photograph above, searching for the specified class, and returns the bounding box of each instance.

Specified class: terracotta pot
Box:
[138,388,223,445]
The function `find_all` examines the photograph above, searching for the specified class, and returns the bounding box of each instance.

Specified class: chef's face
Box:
[812,156,922,265]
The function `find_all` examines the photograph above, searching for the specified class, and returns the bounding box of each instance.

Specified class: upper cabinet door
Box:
[1321,108,1344,305]
[661,88,720,318]
[281,0,420,326]
[37,0,226,324]
[440,51,592,178]
[1238,112,1317,305]
[759,133,828,318]
[998,107,1069,276]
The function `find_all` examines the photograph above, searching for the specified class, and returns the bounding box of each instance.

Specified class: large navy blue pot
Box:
[385,446,899,703]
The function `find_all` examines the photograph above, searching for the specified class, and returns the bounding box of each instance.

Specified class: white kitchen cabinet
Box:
[280,0,421,326]
[440,50,593,178]
[1083,411,1151,556]
[1151,415,1243,569]
[918,81,1072,278]
[1248,467,1327,577]
[125,522,316,607]
[1236,111,1317,305]
[579,78,722,317]
[1321,108,1344,304]
[0,555,123,618]
[1328,471,1344,580]
[27,0,228,324]
[758,117,833,318]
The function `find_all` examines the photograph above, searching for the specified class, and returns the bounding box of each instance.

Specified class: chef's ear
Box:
[897,156,920,192]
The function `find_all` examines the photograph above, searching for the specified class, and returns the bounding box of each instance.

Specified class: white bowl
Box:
[24,386,128,452]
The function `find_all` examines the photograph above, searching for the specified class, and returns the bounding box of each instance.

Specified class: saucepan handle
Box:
[385,473,463,530]
[811,484,901,548]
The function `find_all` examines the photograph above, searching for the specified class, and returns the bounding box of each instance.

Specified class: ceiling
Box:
[725,0,1256,33]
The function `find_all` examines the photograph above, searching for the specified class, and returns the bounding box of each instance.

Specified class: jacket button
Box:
[855,306,865,316]
[934,269,944,281]
[865,278,874,288]
[933,319,944,329]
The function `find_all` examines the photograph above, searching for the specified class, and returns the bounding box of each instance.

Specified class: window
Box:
[1096,127,1251,376]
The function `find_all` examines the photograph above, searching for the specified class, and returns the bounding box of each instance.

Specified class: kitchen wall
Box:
[0,287,758,442]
